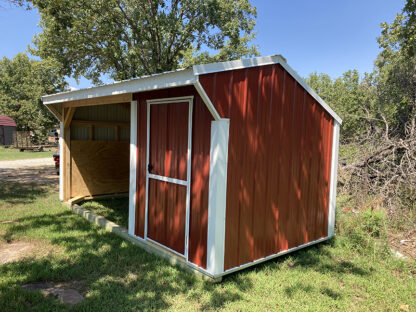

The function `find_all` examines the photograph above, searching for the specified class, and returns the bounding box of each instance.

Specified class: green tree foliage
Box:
[306,70,374,141]
[29,0,258,84]
[0,53,66,143]
[376,1,416,137]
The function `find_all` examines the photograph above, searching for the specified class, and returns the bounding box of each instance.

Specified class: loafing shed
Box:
[42,55,341,280]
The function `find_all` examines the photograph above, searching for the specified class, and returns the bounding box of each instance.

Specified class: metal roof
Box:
[42,55,342,124]
[0,115,16,127]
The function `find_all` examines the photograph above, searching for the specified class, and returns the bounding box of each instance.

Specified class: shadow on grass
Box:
[0,182,49,205]
[0,207,251,311]
[0,189,373,310]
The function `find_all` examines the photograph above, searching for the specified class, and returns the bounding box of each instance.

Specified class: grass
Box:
[0,146,54,161]
[0,182,415,311]
[81,197,129,228]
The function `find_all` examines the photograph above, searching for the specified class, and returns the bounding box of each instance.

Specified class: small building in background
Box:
[0,115,17,146]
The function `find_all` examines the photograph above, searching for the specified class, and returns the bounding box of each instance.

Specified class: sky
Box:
[0,0,406,89]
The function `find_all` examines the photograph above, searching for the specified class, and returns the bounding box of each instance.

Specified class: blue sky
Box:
[0,0,405,89]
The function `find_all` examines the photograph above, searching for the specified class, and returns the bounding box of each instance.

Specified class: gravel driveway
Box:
[0,158,58,185]
[0,158,54,169]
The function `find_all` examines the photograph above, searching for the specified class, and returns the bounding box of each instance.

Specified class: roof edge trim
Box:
[42,68,196,105]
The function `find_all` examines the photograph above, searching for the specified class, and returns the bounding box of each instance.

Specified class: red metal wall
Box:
[133,86,213,269]
[199,64,334,270]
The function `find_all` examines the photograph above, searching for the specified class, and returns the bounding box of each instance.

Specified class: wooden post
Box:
[62,107,76,201]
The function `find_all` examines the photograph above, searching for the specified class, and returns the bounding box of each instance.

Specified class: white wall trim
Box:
[59,121,64,201]
[148,173,187,186]
[328,121,340,237]
[128,100,138,236]
[206,119,230,275]
[193,79,221,121]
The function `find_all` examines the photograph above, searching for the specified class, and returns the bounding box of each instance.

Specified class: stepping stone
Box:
[22,283,84,305]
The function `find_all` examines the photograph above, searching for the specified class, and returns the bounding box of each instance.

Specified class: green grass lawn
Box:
[0,182,415,311]
[81,197,129,228]
[0,146,54,161]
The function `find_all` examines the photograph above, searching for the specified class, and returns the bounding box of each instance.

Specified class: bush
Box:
[336,203,389,257]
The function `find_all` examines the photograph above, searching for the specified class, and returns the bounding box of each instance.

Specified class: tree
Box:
[306,70,374,141]
[30,0,258,84]
[376,1,416,137]
[0,53,66,143]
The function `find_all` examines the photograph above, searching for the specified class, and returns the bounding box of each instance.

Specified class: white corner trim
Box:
[42,68,196,105]
[193,79,221,121]
[59,121,64,201]
[128,100,138,236]
[328,121,340,237]
[207,119,230,275]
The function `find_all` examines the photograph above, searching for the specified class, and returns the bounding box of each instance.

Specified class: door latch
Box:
[148,164,153,173]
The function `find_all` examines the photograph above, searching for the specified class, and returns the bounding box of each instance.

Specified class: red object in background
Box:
[53,153,59,175]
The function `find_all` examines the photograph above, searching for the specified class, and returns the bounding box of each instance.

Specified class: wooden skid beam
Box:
[68,196,86,205]
[62,93,132,108]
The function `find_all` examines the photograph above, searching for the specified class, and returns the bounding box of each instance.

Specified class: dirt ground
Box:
[0,157,54,169]
[0,166,58,186]
[0,240,61,265]
[389,231,416,259]
[0,162,59,264]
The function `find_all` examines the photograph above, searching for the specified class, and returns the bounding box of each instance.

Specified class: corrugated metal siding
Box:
[199,64,334,270]
[71,126,89,140]
[149,102,189,180]
[2,126,16,146]
[119,127,130,141]
[133,86,212,269]
[95,127,115,141]
[71,103,130,141]
[73,103,130,122]
[147,101,189,254]
[148,179,187,254]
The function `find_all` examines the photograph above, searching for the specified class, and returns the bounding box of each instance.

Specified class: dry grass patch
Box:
[0,239,63,265]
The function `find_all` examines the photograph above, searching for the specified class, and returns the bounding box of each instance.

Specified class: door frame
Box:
[144,96,194,259]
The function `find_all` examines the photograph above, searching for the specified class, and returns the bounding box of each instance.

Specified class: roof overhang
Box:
[42,55,342,124]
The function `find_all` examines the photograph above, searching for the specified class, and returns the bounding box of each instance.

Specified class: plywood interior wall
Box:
[68,102,131,198]
[71,140,130,197]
